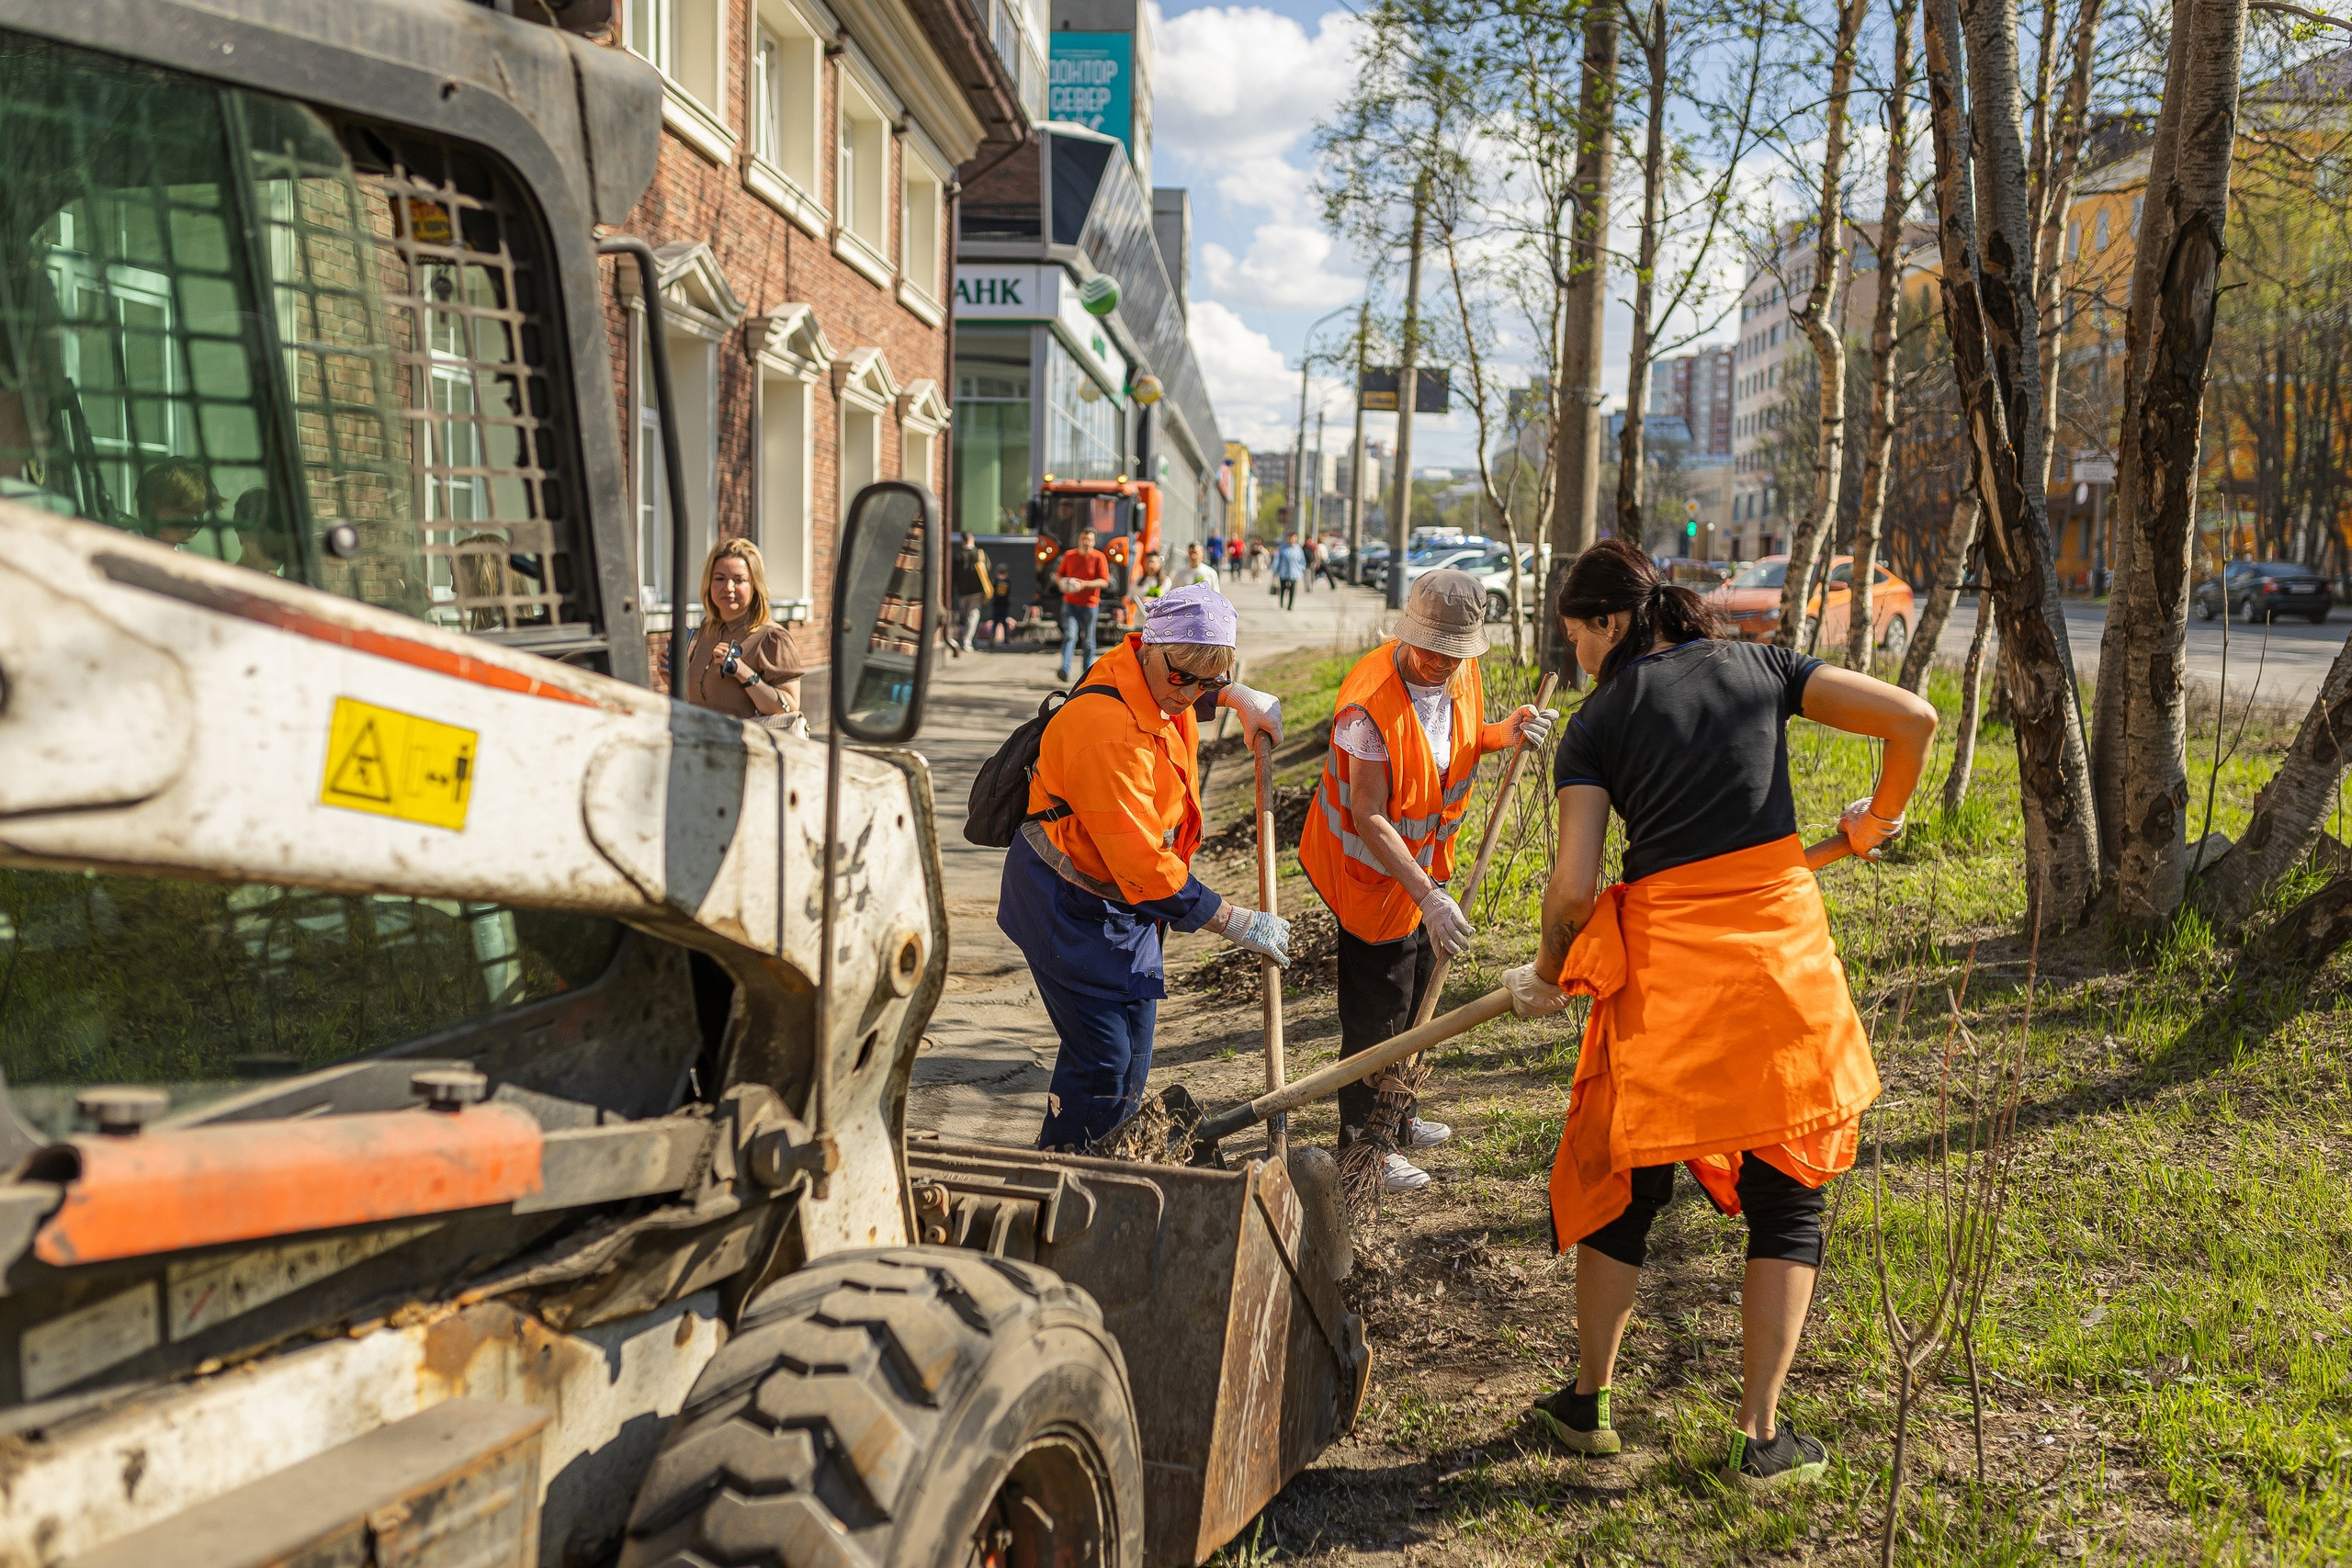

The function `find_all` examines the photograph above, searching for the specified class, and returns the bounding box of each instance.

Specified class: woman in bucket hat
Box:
[1298,568,1557,1192]
[1001,582,1292,1149]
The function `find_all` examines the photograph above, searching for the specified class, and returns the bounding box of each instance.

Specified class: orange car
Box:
[1706,554,1917,658]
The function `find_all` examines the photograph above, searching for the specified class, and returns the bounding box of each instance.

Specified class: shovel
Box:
[1252,729,1286,1157]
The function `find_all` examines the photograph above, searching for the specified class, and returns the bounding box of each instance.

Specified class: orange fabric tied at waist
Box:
[1546,834,1880,1253]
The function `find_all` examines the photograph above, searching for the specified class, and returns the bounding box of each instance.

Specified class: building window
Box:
[2094,208,2109,251]
[837,74,889,264]
[901,152,944,303]
[955,328,1032,532]
[751,6,821,197]
[760,371,811,605]
[842,404,878,514]
[2131,194,2143,235]
[1043,335,1120,481]
[628,0,727,117]
[902,426,933,491]
[634,310,718,627]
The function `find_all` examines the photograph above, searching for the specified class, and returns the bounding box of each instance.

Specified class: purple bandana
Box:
[1140,581,1238,647]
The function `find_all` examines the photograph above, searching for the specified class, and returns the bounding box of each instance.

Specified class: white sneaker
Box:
[1405,1118,1453,1150]
[1381,1153,1432,1192]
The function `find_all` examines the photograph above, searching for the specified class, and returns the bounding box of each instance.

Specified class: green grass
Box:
[1215,641,2352,1564]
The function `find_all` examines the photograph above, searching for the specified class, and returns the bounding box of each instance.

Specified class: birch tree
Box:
[1846,0,1921,670]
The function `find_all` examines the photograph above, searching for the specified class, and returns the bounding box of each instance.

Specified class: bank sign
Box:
[1049,33,1132,152]
[955,265,1058,318]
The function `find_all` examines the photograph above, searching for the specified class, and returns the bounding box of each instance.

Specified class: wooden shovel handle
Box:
[1252,731,1286,1153]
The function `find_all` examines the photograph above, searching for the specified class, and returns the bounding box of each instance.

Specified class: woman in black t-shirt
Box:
[1504,538,1938,1487]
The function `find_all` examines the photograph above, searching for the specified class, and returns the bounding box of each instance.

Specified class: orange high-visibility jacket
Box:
[1547,834,1880,1250]
[1025,636,1203,906]
[1300,640,1485,942]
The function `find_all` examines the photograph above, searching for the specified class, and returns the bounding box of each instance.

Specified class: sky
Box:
[1147,0,1711,472]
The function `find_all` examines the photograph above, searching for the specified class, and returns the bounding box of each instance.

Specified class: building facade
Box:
[1651,346,1735,458]
[604,0,1023,674]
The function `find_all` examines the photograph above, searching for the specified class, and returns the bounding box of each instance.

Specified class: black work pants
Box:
[1335,924,1434,1147]
[1578,1156,1829,1269]
[1276,578,1298,610]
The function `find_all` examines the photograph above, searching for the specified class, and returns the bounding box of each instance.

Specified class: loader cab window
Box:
[0,31,590,637]
[0,866,628,1140]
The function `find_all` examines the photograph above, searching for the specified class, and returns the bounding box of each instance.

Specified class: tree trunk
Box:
[1847,0,1917,671]
[2196,630,2352,928]
[1615,0,1669,543]
[1926,0,2103,928]
[2110,0,2248,930]
[1772,0,1869,649]
[2250,874,2352,971]
[1901,495,1981,692]
[2092,2,2192,875]
[1390,175,1429,612]
[1543,9,1619,671]
[2031,0,2105,491]
[1944,608,1994,813]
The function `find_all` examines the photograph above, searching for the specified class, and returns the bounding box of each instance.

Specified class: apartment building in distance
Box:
[604,0,1024,677]
[1649,346,1735,458]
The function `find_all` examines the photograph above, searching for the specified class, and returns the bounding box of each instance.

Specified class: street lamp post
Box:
[1292,301,1356,546]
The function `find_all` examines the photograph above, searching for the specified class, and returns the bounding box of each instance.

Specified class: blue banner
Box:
[1049,34,1132,152]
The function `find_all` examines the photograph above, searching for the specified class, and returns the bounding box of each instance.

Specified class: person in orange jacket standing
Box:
[1298,569,1555,1193]
[1503,538,1936,1486]
[1001,582,1290,1148]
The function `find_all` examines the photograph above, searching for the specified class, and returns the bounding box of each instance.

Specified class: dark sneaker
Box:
[1529,1385,1622,1455]
[1726,1425,1828,1487]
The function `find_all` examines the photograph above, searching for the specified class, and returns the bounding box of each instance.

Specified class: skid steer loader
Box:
[0,4,1363,1565]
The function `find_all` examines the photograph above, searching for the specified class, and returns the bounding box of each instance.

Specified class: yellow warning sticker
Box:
[319,697,478,830]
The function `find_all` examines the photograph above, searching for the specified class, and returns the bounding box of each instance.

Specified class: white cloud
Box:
[1187,299,1349,448]
[1198,223,1359,311]
[1153,6,1362,221]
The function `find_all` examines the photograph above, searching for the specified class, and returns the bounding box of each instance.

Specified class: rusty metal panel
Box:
[62,1397,548,1568]
[909,1142,1366,1568]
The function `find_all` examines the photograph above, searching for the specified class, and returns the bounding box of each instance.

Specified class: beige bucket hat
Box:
[1395,568,1490,659]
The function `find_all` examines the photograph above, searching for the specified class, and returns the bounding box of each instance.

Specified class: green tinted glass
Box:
[0,869,622,1137]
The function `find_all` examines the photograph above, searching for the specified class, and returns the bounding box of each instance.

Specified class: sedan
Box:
[1705,554,1918,657]
[2193,560,2332,623]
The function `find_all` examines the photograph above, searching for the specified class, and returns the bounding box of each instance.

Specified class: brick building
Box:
[601,0,1024,675]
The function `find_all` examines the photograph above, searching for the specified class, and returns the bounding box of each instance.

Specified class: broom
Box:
[1340,672,1559,1213]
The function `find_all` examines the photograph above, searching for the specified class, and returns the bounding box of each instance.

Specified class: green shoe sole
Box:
[1530,1405,1623,1455]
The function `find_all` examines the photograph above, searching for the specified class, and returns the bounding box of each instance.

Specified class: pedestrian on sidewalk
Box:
[1248,539,1267,581]
[1174,540,1221,591]
[1297,569,1555,1193]
[1055,526,1112,682]
[1271,532,1306,610]
[1138,548,1169,600]
[1301,536,1320,592]
[1000,584,1293,1148]
[1227,536,1246,577]
[682,538,804,724]
[985,570,1014,646]
[950,532,992,655]
[1206,529,1226,570]
[1506,537,1935,1486]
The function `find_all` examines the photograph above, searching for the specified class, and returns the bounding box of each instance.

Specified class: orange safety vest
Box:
[1546,835,1881,1251]
[1300,640,1484,942]
[1024,635,1203,906]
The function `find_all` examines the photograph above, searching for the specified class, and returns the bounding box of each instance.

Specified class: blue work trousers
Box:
[1034,968,1158,1150]
[1057,603,1099,680]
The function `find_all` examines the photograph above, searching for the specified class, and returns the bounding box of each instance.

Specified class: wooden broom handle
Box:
[1253,730,1286,1154]
[1407,671,1560,1031]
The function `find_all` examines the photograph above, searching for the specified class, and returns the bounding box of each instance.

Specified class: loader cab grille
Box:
[0,31,593,640]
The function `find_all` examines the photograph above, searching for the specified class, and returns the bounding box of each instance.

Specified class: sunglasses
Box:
[1161,669,1232,693]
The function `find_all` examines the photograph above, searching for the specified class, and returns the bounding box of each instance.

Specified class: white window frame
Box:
[833,63,894,286]
[897,133,946,324]
[898,378,949,492]
[628,0,735,164]
[753,306,833,618]
[834,347,899,520]
[745,0,829,237]
[623,244,746,632]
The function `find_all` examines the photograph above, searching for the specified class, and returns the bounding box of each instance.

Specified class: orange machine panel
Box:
[35,1106,547,1266]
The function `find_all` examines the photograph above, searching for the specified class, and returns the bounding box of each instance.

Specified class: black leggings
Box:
[1579,1155,1828,1269]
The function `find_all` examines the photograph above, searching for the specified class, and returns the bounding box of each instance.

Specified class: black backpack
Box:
[963,684,1122,847]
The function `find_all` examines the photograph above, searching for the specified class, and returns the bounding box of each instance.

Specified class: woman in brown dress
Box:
[683,538,804,722]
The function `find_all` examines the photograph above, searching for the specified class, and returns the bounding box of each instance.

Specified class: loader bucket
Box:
[907,1138,1369,1568]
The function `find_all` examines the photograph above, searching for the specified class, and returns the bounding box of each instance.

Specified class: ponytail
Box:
[1555,536,1719,683]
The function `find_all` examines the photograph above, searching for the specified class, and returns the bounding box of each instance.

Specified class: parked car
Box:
[1705,554,1917,656]
[1471,546,1541,622]
[2193,560,2333,623]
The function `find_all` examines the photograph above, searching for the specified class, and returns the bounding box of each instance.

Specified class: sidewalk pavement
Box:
[904,575,1394,1144]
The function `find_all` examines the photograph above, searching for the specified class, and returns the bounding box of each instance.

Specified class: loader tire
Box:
[619,1247,1143,1568]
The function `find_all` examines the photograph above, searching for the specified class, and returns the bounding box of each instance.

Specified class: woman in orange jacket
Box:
[1001,583,1290,1148]
[1504,538,1936,1487]
[1299,569,1555,1192]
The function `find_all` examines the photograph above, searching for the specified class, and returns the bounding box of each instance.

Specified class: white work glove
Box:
[1838,796,1905,861]
[1509,704,1558,749]
[1217,901,1293,965]
[1418,886,1474,956]
[1219,682,1284,750]
[1502,962,1571,1019]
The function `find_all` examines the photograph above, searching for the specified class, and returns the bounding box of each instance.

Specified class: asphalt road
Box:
[1933,593,2346,711]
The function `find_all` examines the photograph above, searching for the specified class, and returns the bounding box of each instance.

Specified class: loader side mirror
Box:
[831,480,940,743]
